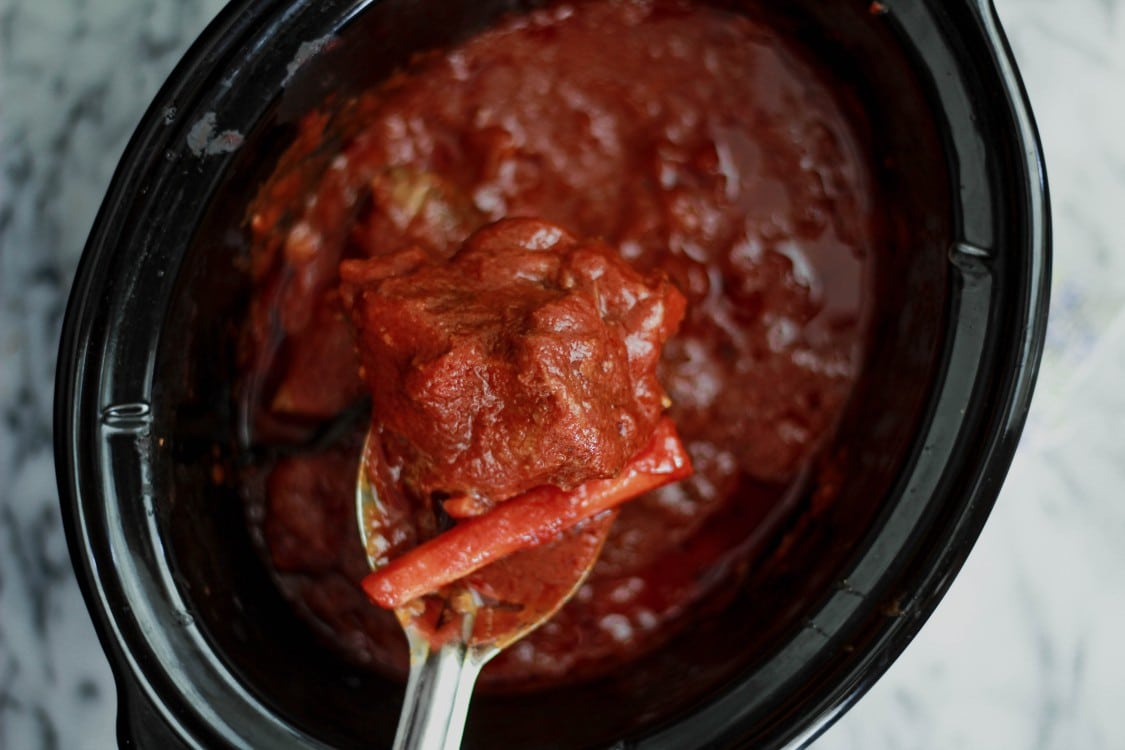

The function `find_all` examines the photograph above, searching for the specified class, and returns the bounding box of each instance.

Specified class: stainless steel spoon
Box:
[356,431,613,750]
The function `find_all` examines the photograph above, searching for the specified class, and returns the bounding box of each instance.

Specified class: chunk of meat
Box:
[340,217,686,505]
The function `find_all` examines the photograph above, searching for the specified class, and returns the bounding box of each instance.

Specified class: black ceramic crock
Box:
[55,0,1049,747]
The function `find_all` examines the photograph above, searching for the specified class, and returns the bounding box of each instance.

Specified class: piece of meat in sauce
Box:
[339,217,686,509]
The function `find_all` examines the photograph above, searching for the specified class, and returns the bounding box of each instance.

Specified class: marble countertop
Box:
[2,0,1122,747]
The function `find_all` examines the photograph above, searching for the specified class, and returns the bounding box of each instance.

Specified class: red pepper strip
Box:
[362,417,692,610]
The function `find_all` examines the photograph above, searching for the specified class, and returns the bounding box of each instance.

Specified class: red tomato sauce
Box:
[341,217,686,508]
[241,0,875,688]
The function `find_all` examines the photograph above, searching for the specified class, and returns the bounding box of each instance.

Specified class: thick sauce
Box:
[341,217,685,508]
[243,0,875,687]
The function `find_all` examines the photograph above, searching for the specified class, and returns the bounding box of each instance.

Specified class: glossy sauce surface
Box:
[243,0,875,687]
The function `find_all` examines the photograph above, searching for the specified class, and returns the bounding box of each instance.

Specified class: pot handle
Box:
[117,675,194,749]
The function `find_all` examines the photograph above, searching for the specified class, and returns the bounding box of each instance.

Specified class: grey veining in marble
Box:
[1,2,227,747]
[1,0,1123,748]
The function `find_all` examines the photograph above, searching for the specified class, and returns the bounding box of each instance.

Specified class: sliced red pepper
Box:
[362,417,692,610]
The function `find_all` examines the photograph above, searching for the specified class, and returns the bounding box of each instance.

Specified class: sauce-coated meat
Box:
[340,218,685,507]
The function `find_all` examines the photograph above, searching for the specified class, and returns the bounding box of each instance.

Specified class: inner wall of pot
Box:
[158,1,951,747]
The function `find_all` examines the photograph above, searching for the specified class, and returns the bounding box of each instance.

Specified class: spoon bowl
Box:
[356,430,614,749]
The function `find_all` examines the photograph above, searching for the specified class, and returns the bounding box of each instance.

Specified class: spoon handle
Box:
[393,631,490,750]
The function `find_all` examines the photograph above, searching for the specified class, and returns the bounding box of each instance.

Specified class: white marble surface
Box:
[1,0,1122,747]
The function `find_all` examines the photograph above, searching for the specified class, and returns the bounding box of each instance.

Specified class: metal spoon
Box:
[356,430,613,750]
